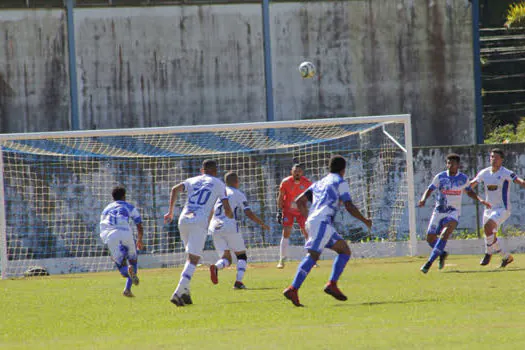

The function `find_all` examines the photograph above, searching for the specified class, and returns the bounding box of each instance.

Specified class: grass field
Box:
[2,254,525,349]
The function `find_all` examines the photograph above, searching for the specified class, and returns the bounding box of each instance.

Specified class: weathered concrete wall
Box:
[271,0,475,146]
[0,10,70,133]
[74,6,266,129]
[0,2,475,147]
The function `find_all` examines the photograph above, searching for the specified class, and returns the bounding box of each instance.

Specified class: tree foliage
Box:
[485,118,525,143]
[505,1,525,28]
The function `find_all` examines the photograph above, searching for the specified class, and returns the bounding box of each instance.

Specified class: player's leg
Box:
[324,234,350,301]
[233,251,248,289]
[482,210,513,267]
[171,222,206,306]
[278,214,293,268]
[107,236,134,297]
[421,217,457,273]
[123,234,139,286]
[283,221,326,306]
[297,214,318,267]
[210,233,231,284]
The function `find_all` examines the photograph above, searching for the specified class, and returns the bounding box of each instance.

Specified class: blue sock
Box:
[125,277,132,290]
[291,255,316,289]
[428,238,447,264]
[329,254,350,282]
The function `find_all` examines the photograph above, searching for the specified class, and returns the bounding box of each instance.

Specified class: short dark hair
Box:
[202,159,217,171]
[329,155,346,173]
[112,186,126,201]
[446,153,460,163]
[491,148,505,159]
[292,163,304,170]
[224,171,238,186]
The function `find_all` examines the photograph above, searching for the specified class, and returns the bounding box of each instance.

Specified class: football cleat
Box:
[277,258,285,269]
[324,282,348,301]
[209,265,219,284]
[122,289,135,298]
[283,286,303,307]
[180,293,193,305]
[233,281,246,289]
[500,254,514,268]
[170,293,185,307]
[438,251,449,270]
[480,253,492,266]
[420,261,432,274]
[128,265,139,286]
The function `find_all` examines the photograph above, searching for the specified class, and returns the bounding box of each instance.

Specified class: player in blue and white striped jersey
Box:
[419,153,489,273]
[209,172,269,290]
[283,155,372,307]
[164,159,233,307]
[470,148,525,267]
[100,186,144,297]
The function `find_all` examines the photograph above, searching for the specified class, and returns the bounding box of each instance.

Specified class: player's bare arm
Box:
[245,209,270,230]
[344,200,372,229]
[418,188,434,207]
[465,188,491,209]
[164,183,185,223]
[513,176,525,188]
[136,222,144,250]
[277,186,285,210]
[221,198,234,219]
[295,191,310,218]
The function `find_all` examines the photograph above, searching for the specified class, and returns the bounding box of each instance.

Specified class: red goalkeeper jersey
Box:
[279,176,312,214]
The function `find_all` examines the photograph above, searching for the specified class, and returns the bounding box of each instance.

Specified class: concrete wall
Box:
[271,0,475,146]
[75,6,266,129]
[0,10,70,132]
[0,2,475,147]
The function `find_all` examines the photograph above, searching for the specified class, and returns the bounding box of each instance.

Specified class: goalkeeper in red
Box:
[100,186,144,297]
[283,155,372,307]
[276,162,312,268]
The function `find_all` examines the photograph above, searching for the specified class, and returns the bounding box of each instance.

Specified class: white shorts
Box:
[179,218,209,256]
[426,210,460,235]
[209,219,245,255]
[304,220,344,253]
[105,230,137,265]
[483,207,510,230]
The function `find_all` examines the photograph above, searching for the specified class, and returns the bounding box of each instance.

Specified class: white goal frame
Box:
[0,115,417,279]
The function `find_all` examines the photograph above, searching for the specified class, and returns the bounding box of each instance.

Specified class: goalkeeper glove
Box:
[276,210,283,225]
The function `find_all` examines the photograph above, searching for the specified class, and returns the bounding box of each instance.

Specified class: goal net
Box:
[0,116,416,278]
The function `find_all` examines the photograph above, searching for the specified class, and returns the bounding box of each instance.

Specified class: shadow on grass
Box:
[443,267,525,274]
[332,298,438,308]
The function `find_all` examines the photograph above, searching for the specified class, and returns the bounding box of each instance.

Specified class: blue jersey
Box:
[428,171,471,215]
[306,173,352,223]
[100,200,142,242]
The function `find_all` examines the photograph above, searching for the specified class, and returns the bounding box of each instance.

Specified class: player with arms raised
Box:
[283,155,372,307]
[209,172,270,289]
[100,186,144,297]
[470,148,525,267]
[419,153,489,273]
[276,162,312,268]
[164,159,233,306]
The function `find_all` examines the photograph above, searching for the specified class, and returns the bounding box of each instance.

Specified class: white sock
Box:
[492,238,509,258]
[215,258,230,270]
[236,259,247,282]
[280,237,289,259]
[174,261,196,295]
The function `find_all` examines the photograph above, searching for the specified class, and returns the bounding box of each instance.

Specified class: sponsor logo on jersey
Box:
[442,189,461,195]
[487,185,498,191]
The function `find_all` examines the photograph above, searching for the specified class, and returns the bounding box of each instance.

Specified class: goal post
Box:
[0,115,416,278]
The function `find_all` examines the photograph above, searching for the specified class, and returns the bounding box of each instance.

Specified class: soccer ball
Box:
[298,61,316,79]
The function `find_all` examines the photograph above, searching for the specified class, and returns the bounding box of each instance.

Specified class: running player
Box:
[164,159,233,306]
[100,186,144,297]
[283,155,372,307]
[419,153,489,273]
[470,148,525,267]
[209,172,270,289]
